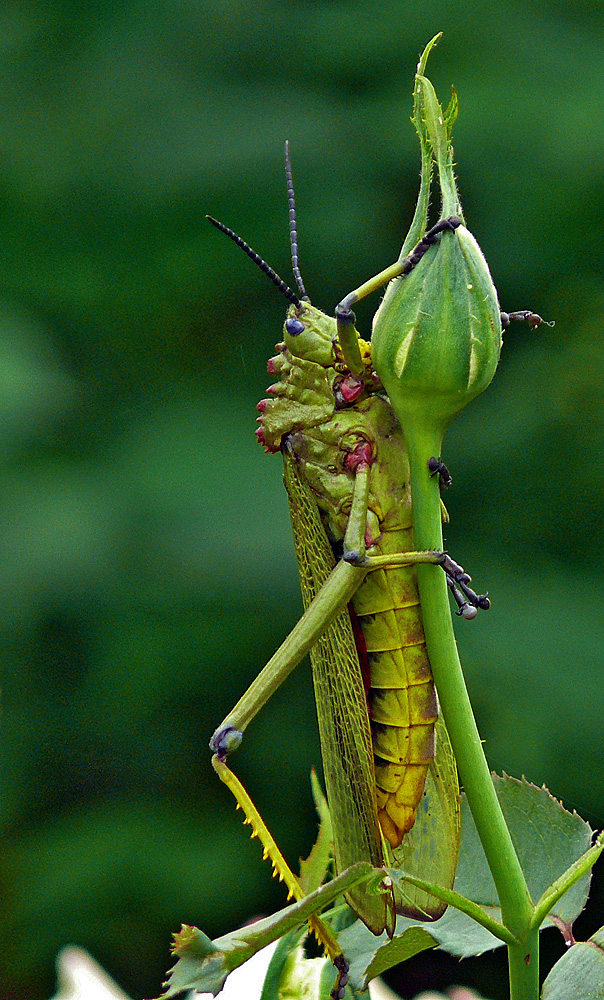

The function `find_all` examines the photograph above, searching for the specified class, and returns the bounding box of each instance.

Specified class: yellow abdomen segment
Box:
[352,525,436,848]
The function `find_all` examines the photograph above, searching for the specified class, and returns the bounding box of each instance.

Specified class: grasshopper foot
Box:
[438,554,490,619]
[335,304,356,326]
[501,310,554,331]
[428,456,452,490]
[209,724,243,762]
[332,954,350,1000]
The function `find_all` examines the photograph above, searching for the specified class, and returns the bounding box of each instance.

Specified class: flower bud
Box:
[371,40,502,441]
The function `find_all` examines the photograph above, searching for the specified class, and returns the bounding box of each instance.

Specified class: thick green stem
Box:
[406,423,538,999]
[508,928,540,1000]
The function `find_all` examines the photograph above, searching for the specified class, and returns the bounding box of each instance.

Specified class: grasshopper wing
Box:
[283,447,395,936]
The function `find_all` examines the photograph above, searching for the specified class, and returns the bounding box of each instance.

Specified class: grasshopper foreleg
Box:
[342,448,373,564]
[338,464,487,616]
[334,217,462,373]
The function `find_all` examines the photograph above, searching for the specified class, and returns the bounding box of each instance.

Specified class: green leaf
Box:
[401,33,440,259]
[337,906,498,991]
[541,927,604,999]
[354,926,438,987]
[413,73,460,218]
[161,863,375,997]
[416,75,448,177]
[532,832,604,929]
[456,775,594,925]
[299,770,333,896]
[387,870,515,946]
[259,928,308,1000]
[416,32,442,77]
[443,86,459,140]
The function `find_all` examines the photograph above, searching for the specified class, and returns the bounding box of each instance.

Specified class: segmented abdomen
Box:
[352,523,436,849]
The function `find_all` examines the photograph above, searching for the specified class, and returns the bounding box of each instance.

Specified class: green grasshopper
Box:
[205,139,524,942]
[207,132,546,995]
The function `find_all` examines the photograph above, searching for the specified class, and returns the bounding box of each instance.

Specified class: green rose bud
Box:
[371,219,502,438]
[371,37,502,444]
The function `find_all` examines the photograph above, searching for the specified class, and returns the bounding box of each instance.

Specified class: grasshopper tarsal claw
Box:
[399,215,462,274]
[500,310,554,331]
[332,954,350,1000]
[446,574,478,619]
[428,456,452,490]
[439,554,490,616]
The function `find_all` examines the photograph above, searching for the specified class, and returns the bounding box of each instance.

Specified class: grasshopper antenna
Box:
[206,216,302,308]
[284,140,308,301]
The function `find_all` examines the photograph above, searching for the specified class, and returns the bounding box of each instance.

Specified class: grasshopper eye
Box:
[285,317,305,336]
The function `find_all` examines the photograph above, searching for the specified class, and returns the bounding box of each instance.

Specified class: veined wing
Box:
[282,445,395,936]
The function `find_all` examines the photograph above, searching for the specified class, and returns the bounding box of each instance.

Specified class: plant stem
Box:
[406,423,539,999]
[508,928,540,1000]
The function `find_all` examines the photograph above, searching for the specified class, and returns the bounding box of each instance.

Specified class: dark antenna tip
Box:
[284,142,308,301]
[206,215,301,308]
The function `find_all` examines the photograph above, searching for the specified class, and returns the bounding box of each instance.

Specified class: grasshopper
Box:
[206,130,547,993]
[205,141,516,943]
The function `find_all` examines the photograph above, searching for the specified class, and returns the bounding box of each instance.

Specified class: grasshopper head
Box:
[283,301,338,366]
[257,305,338,454]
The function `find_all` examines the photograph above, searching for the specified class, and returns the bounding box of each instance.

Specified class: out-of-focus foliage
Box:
[50,946,132,1000]
[1,3,603,999]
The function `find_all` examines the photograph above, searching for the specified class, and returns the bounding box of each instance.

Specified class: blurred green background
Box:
[1,2,603,998]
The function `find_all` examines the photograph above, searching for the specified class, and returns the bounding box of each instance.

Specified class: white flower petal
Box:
[195,941,279,1000]
[51,947,131,1000]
